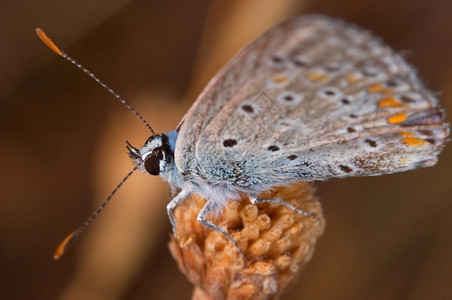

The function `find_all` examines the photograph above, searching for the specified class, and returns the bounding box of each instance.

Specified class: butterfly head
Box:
[127,133,173,177]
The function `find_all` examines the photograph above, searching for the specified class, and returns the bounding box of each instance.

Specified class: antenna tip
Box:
[53,231,77,260]
[36,28,63,56]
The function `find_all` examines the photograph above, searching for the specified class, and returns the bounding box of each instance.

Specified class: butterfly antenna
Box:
[53,166,138,260]
[35,28,155,135]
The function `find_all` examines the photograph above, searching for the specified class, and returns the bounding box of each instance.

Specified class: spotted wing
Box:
[176,15,449,187]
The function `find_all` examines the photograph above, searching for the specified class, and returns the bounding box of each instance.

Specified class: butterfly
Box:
[38,14,449,257]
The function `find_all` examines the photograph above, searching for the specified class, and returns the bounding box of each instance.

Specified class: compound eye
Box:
[144,154,160,175]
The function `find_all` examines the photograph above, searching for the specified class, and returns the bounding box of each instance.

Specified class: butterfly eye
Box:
[145,135,156,144]
[144,153,160,175]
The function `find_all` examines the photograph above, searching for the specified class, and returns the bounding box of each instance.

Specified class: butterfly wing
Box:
[174,15,331,173]
[175,15,448,188]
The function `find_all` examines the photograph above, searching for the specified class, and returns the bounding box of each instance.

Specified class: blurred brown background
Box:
[1,0,451,299]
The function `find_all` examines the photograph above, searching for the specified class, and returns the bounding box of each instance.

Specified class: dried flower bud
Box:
[168,182,325,300]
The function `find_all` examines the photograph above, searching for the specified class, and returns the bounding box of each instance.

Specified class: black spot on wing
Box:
[365,139,377,147]
[268,145,280,152]
[386,80,398,87]
[223,139,238,147]
[324,89,336,96]
[271,55,283,64]
[400,95,417,103]
[341,98,351,105]
[283,95,294,102]
[425,138,435,145]
[339,165,353,173]
[242,105,254,113]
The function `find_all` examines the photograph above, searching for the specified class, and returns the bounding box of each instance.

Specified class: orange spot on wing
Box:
[272,76,288,83]
[308,72,328,82]
[368,83,384,93]
[398,131,415,137]
[402,137,427,147]
[346,74,359,83]
[378,97,403,108]
[387,113,407,124]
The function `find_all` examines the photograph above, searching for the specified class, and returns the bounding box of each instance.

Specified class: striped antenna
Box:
[35,28,149,259]
[35,28,155,135]
[53,166,138,260]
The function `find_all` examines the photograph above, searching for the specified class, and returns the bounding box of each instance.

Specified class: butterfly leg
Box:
[167,189,191,238]
[197,201,242,251]
[249,195,315,217]
[169,183,179,199]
